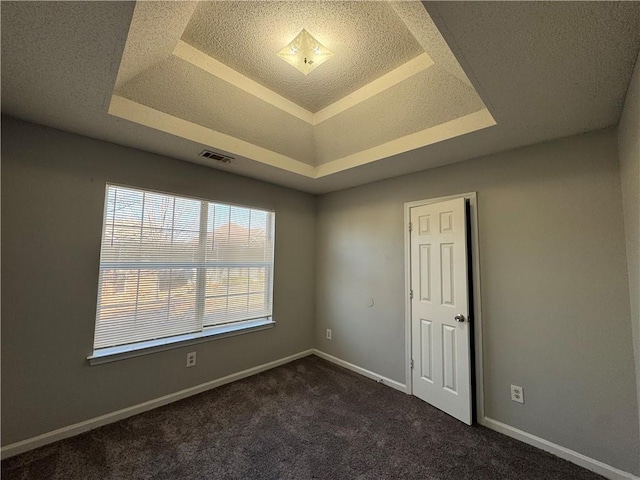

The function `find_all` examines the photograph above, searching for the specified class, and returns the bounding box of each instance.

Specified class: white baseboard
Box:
[1,349,315,460]
[312,349,408,393]
[8,350,634,480]
[481,417,640,480]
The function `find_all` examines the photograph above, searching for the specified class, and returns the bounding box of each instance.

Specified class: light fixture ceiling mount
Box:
[277,29,333,75]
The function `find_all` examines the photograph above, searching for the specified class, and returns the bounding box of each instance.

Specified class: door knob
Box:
[454,314,466,323]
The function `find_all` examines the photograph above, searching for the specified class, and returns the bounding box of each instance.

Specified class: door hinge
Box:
[411,359,414,369]
[409,289,413,299]
[409,222,412,232]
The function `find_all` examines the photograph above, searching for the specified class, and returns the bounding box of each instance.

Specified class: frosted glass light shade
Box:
[277,29,333,75]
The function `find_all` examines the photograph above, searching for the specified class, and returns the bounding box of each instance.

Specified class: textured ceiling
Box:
[110,0,494,173]
[118,56,317,164]
[313,67,485,165]
[430,1,640,132]
[114,1,197,91]
[2,1,639,194]
[182,1,424,113]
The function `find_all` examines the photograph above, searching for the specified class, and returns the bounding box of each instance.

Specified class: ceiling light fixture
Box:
[277,29,333,75]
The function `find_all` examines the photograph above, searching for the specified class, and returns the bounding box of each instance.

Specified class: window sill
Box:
[88,318,275,365]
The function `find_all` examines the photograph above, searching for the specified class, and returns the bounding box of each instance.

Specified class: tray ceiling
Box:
[4,2,638,193]
[182,1,424,112]
[109,1,495,178]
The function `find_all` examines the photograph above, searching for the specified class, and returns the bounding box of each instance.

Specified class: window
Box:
[91,184,275,360]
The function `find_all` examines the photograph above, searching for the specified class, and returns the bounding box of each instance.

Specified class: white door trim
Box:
[404,192,484,422]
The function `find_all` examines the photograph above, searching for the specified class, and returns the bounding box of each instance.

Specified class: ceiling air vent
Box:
[199,150,233,164]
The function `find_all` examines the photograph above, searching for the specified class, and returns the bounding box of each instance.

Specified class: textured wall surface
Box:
[316,130,640,474]
[618,49,640,438]
[1,116,316,446]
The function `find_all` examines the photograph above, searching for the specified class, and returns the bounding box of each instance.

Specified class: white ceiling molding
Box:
[108,95,316,178]
[180,1,425,113]
[173,40,315,125]
[109,1,495,178]
[12,2,637,193]
[173,40,435,127]
[313,52,434,125]
[109,96,494,180]
[315,108,496,178]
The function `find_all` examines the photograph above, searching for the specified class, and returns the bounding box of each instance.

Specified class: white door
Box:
[410,198,472,425]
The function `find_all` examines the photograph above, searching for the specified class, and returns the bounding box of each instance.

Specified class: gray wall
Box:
[316,129,640,474]
[3,114,639,475]
[618,49,640,434]
[1,116,316,445]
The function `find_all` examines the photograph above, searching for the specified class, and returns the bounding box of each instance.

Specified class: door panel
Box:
[420,319,433,382]
[440,243,455,306]
[419,245,431,301]
[442,324,457,393]
[410,197,471,424]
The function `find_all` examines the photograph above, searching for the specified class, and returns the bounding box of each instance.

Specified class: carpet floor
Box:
[2,355,604,479]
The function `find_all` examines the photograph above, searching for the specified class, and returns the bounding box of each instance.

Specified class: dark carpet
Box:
[2,355,604,479]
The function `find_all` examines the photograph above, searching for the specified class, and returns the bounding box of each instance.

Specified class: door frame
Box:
[404,192,484,422]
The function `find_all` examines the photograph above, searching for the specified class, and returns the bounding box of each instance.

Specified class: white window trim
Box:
[88,317,275,365]
[89,183,276,364]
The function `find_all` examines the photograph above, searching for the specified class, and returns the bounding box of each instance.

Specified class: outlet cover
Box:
[510,384,524,404]
[326,329,332,340]
[186,352,197,367]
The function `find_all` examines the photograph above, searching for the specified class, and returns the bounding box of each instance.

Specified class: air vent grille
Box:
[199,150,233,164]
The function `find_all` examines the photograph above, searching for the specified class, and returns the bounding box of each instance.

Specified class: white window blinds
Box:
[93,185,275,350]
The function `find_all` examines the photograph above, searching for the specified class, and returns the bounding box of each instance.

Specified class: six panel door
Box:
[410,197,472,425]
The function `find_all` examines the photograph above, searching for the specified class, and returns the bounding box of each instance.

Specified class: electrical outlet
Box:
[326,328,332,340]
[510,384,524,404]
[186,352,197,368]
